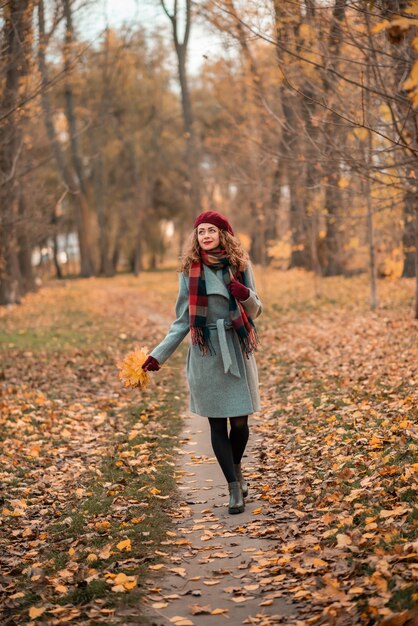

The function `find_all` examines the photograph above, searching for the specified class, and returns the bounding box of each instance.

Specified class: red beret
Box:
[194,211,234,235]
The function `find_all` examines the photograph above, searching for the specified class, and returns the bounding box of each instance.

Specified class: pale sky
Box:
[79,0,219,74]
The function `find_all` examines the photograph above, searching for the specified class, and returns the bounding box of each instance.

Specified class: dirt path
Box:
[141,414,297,626]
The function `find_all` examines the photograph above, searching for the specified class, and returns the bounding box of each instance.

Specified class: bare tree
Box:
[160,0,201,225]
[62,0,96,276]
[37,0,96,278]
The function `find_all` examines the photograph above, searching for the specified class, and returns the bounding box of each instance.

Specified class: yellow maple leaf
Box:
[95,520,111,531]
[116,538,131,552]
[124,579,137,590]
[112,572,137,590]
[117,348,151,390]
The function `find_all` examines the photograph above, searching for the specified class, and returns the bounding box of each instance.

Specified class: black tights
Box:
[208,416,249,483]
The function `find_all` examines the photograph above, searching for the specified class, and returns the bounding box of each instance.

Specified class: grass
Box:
[388,585,418,612]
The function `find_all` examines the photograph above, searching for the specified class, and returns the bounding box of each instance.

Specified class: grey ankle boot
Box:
[228,481,245,514]
[234,463,248,498]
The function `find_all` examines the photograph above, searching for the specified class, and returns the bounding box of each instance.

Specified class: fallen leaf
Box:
[190,604,211,615]
[336,533,352,547]
[380,507,409,518]
[169,617,194,626]
[169,567,187,578]
[202,580,220,586]
[29,607,46,619]
[117,538,131,551]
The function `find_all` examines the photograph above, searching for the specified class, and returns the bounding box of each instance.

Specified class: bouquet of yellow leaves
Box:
[117,347,151,390]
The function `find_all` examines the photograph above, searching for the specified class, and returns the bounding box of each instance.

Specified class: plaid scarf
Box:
[189,247,258,357]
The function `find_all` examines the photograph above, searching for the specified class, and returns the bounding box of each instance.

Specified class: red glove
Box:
[142,356,160,371]
[227,279,250,301]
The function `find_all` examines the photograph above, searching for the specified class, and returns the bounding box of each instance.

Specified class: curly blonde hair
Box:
[180,228,250,273]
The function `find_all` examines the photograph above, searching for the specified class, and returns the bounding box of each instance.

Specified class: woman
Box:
[142,211,262,514]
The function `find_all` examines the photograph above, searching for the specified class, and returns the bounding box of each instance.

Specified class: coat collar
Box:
[203,265,230,299]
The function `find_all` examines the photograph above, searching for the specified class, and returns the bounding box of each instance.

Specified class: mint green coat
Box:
[150,264,262,418]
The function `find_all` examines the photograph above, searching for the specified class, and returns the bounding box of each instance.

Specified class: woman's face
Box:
[197,223,220,251]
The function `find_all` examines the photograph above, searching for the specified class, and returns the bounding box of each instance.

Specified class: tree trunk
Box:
[93,148,114,276]
[415,206,418,318]
[177,45,201,216]
[266,158,281,260]
[322,158,344,276]
[62,0,95,277]
[320,0,347,276]
[0,0,33,305]
[17,192,36,294]
[282,91,311,269]
[92,31,115,277]
[132,220,144,276]
[37,0,95,278]
[52,233,63,279]
[272,1,311,269]
[376,0,417,307]
[161,0,201,219]
[402,192,416,277]
[364,131,378,309]
[301,83,321,275]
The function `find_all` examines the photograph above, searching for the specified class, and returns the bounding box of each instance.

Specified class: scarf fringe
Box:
[191,326,215,356]
[238,325,258,358]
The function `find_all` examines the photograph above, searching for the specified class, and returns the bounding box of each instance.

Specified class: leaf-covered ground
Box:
[0,270,417,626]
[249,270,418,625]
[0,274,184,625]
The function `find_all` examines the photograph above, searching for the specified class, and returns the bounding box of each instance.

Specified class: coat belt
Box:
[207,320,240,378]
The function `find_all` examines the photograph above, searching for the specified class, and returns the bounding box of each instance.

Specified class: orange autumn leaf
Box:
[29,606,46,619]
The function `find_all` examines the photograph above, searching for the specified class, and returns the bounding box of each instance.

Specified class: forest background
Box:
[1,0,418,315]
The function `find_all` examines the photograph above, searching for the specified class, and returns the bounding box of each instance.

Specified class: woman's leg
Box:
[208,417,236,483]
[229,415,249,464]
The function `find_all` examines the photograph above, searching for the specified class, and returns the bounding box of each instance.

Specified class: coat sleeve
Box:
[241,263,263,320]
[150,272,190,365]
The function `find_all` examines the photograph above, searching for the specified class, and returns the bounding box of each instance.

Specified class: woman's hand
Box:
[227,279,250,301]
[142,356,160,371]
